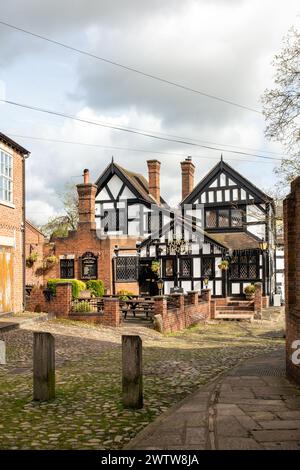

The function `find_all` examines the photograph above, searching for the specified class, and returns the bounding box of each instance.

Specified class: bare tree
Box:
[40,183,79,239]
[262,25,300,187]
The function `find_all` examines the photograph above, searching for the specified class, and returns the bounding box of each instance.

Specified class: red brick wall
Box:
[0,141,25,313]
[27,283,121,327]
[26,283,72,317]
[154,291,210,333]
[44,231,140,296]
[25,221,45,287]
[284,176,300,385]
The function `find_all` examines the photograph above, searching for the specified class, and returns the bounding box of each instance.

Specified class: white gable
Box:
[96,187,110,201]
[120,186,135,199]
[107,174,123,199]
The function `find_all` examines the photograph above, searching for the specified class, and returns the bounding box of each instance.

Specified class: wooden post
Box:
[33,332,55,401]
[0,340,5,365]
[122,335,143,409]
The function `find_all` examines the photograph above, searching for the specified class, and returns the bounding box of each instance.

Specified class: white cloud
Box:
[0,0,299,223]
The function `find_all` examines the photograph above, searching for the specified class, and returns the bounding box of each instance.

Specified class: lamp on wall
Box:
[157,278,164,295]
[259,239,268,251]
[203,277,209,289]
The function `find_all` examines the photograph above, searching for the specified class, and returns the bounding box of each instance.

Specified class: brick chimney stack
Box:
[147,160,161,204]
[77,168,97,230]
[181,156,195,201]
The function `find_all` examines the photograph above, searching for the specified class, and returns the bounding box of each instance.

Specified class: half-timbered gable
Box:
[95,160,169,237]
[180,158,276,297]
[181,158,274,241]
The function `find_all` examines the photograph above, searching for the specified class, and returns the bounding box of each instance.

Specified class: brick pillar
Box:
[154,296,167,316]
[54,283,73,317]
[172,293,184,310]
[147,160,161,203]
[181,157,195,200]
[153,296,167,333]
[102,298,120,327]
[201,288,211,303]
[202,289,212,319]
[254,282,262,315]
[188,291,198,306]
[284,176,300,384]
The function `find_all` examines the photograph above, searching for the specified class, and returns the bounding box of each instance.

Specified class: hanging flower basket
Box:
[43,255,58,272]
[26,252,38,268]
[151,260,160,274]
[218,260,229,271]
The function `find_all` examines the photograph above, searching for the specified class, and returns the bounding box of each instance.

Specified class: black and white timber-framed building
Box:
[93,156,281,301]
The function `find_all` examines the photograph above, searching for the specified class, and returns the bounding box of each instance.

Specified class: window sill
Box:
[0,200,15,209]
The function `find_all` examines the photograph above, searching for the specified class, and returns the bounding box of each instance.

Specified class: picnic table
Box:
[121,298,155,320]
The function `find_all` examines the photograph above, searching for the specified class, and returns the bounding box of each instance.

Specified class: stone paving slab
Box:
[128,349,300,451]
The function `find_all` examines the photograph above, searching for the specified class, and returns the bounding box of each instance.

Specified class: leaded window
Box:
[231,209,243,227]
[229,252,259,279]
[205,207,245,229]
[103,209,125,232]
[206,210,217,228]
[60,259,74,279]
[115,256,138,281]
[0,150,13,203]
[202,257,214,277]
[180,258,192,277]
[219,209,230,227]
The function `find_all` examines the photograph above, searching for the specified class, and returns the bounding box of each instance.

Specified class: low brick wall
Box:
[26,283,72,317]
[154,290,210,334]
[26,283,121,327]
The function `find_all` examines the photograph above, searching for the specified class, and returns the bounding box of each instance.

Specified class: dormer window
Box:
[0,150,13,204]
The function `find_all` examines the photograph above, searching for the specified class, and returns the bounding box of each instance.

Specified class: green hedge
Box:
[47,279,86,299]
[86,280,104,297]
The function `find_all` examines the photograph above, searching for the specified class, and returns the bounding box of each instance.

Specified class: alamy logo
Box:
[291,340,300,365]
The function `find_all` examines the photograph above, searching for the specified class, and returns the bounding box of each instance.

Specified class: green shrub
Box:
[86,280,104,297]
[47,279,86,299]
[73,300,92,313]
[244,283,256,295]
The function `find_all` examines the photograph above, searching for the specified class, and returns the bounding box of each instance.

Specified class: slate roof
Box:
[95,160,167,205]
[0,132,30,155]
[208,231,261,250]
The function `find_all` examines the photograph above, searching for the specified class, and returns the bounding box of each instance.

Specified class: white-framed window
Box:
[0,150,13,203]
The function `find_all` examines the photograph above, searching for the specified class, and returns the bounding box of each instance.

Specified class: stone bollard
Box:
[0,340,5,365]
[122,335,143,409]
[33,332,55,401]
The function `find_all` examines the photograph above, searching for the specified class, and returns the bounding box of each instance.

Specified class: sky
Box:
[0,0,299,225]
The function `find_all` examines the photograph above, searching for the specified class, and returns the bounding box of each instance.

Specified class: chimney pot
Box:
[83,169,89,184]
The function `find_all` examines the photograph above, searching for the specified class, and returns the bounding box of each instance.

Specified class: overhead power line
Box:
[3,132,282,165]
[1,98,280,160]
[0,19,262,115]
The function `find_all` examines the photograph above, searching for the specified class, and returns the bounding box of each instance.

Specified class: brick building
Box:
[0,132,29,314]
[25,219,45,287]
[284,177,300,385]
[41,157,278,305]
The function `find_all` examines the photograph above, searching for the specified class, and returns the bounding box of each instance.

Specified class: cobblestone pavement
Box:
[128,350,300,450]
[0,316,285,450]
